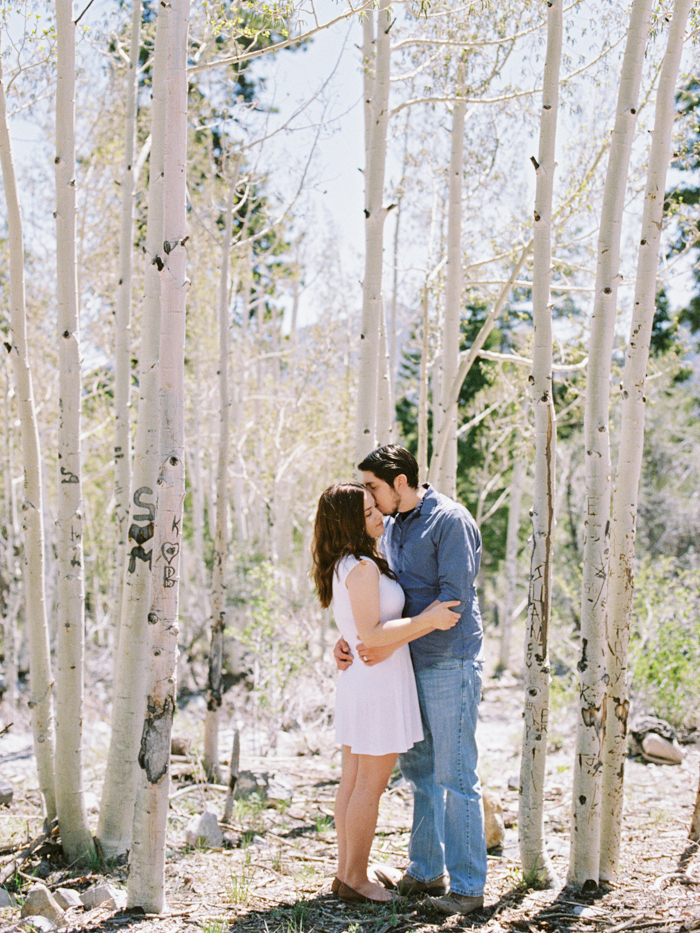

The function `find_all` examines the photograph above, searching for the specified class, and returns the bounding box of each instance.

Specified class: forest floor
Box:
[1,657,699,933]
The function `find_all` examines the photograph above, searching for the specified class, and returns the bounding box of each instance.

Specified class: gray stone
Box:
[0,781,13,807]
[19,915,57,931]
[80,883,126,911]
[20,884,65,925]
[185,810,224,849]
[0,887,17,907]
[267,772,293,806]
[234,770,267,799]
[641,732,684,765]
[53,888,83,910]
[483,789,506,850]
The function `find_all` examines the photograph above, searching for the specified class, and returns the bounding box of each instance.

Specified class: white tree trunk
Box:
[97,0,168,858]
[569,0,653,890]
[128,0,189,911]
[429,244,530,475]
[417,280,431,484]
[376,299,394,443]
[0,45,56,821]
[519,0,561,887]
[600,0,693,881]
[498,455,525,674]
[430,72,465,498]
[113,0,142,641]
[53,0,94,864]
[355,0,391,461]
[204,175,238,782]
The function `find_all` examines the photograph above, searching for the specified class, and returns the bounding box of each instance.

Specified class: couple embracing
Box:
[311,445,487,917]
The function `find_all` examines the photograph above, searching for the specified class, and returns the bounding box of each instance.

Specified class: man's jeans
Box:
[398,658,487,897]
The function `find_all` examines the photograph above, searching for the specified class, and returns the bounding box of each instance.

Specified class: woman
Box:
[311,482,460,903]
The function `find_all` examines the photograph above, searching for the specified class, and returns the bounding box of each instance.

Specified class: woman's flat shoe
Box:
[337,881,397,904]
[331,877,341,895]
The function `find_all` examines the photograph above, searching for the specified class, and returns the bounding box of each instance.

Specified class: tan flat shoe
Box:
[337,881,396,904]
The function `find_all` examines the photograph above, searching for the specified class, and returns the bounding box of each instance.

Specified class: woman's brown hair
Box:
[311,482,395,608]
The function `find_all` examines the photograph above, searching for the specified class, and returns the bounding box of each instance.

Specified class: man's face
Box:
[361,471,401,516]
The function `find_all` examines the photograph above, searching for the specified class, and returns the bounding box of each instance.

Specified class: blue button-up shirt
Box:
[383,484,484,671]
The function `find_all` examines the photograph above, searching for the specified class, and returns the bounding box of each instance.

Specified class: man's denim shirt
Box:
[383,484,484,671]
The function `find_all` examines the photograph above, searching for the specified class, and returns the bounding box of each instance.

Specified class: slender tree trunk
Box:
[519,0,562,888]
[204,174,238,782]
[417,280,431,484]
[431,69,466,497]
[128,0,189,910]
[97,0,168,858]
[0,37,56,823]
[498,456,525,674]
[600,0,694,881]
[430,244,530,474]
[569,0,652,889]
[355,0,391,461]
[54,0,94,864]
[691,763,700,842]
[376,301,393,442]
[113,0,142,644]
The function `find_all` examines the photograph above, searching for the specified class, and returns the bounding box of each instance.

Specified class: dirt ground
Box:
[1,672,699,933]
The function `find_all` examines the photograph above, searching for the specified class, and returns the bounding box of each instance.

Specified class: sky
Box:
[4,1,699,334]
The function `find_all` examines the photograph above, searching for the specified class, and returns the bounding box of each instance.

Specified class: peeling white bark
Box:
[520,0,561,888]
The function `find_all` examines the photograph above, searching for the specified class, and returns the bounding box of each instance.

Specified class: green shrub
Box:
[629,559,700,731]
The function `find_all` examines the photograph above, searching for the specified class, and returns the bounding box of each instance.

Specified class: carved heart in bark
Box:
[162,542,179,564]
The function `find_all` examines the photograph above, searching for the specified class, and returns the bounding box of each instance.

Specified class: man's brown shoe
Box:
[393,873,449,896]
[428,892,484,915]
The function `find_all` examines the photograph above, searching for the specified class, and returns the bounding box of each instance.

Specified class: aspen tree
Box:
[601,0,695,881]
[355,0,391,460]
[0,37,56,823]
[569,0,653,889]
[498,456,525,674]
[53,0,95,864]
[430,63,467,498]
[128,0,189,909]
[113,0,142,639]
[97,1,168,858]
[519,0,562,888]
[204,170,239,782]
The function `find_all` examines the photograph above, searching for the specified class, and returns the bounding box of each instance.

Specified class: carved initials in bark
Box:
[128,486,155,573]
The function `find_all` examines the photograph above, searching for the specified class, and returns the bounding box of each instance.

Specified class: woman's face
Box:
[363,489,385,539]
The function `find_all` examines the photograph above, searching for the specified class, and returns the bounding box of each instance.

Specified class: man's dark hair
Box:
[357,444,419,489]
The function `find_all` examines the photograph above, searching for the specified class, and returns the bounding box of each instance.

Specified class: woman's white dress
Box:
[332,554,423,756]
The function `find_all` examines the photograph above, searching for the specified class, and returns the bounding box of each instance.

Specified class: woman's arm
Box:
[356,599,445,664]
[346,561,460,648]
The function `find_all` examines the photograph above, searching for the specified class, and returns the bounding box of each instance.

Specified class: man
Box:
[334,444,487,916]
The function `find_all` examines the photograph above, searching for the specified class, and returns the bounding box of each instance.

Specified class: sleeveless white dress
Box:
[332,555,423,756]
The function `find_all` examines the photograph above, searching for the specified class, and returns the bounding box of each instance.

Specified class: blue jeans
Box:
[398,658,487,897]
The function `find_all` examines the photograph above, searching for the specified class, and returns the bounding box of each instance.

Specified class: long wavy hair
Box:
[311,482,395,608]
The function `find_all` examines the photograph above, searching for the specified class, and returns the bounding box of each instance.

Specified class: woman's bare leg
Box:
[343,752,397,900]
[334,746,358,883]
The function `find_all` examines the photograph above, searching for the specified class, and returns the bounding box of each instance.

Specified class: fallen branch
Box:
[0,820,57,886]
